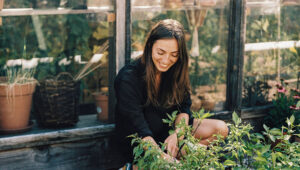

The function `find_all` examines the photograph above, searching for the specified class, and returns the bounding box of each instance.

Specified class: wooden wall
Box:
[0,137,124,170]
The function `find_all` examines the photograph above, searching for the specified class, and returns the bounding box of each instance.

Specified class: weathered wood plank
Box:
[241,104,272,119]
[0,138,125,170]
[0,115,115,151]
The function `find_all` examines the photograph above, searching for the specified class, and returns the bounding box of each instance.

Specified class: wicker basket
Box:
[34,72,80,127]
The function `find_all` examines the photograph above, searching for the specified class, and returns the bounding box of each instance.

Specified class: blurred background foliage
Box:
[243,2,300,107]
[0,0,113,114]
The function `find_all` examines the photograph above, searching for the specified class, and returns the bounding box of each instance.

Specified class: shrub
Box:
[265,79,300,133]
[130,111,300,169]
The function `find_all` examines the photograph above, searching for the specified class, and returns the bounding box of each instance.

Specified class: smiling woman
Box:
[151,38,179,73]
[114,19,228,168]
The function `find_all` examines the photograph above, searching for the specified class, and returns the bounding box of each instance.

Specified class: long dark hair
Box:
[141,19,190,107]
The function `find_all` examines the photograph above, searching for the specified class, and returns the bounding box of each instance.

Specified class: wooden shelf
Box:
[0,115,114,151]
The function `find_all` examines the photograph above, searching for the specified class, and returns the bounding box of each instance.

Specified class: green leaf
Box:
[296,101,300,108]
[269,135,276,142]
[233,152,238,159]
[162,119,169,123]
[261,145,270,154]
[135,149,143,158]
[258,168,266,170]
[168,130,175,135]
[255,133,265,140]
[275,152,284,158]
[270,128,282,136]
[199,108,205,114]
[284,135,291,141]
[262,19,269,32]
[232,112,240,125]
[263,124,269,132]
[271,152,276,167]
[223,160,237,166]
[290,115,295,125]
[202,112,212,119]
[255,156,267,163]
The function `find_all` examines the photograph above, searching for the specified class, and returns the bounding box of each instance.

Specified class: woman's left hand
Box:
[164,133,179,157]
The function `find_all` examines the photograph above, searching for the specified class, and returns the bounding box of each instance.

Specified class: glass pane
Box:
[0,0,115,122]
[243,0,300,107]
[131,0,229,112]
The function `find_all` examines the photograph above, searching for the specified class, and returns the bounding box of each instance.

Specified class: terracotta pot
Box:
[182,0,195,6]
[282,0,299,5]
[191,95,202,112]
[164,0,182,8]
[0,81,36,130]
[93,92,108,121]
[0,0,4,26]
[201,99,215,111]
[0,0,4,9]
[196,0,217,7]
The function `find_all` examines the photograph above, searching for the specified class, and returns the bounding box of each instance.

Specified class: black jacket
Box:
[114,58,192,161]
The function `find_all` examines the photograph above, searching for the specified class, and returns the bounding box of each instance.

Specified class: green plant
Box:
[130,111,300,169]
[289,88,300,133]
[0,67,36,100]
[4,67,35,85]
[242,76,271,107]
[265,79,298,129]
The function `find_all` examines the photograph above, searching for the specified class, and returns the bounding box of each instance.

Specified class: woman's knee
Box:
[214,120,228,137]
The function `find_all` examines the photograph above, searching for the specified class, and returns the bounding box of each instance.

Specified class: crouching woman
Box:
[114,19,228,168]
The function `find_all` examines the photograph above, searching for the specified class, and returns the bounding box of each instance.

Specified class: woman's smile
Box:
[152,38,179,73]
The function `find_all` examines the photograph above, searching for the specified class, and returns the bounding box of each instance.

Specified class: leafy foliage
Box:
[4,67,36,85]
[242,76,271,107]
[131,111,300,169]
[265,80,300,130]
[0,2,112,106]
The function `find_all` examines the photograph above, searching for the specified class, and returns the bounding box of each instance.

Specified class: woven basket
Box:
[34,72,80,127]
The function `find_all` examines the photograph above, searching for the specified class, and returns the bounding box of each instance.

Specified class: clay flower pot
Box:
[196,0,217,7]
[0,81,36,130]
[164,0,183,8]
[191,95,202,112]
[93,92,109,122]
[201,99,215,111]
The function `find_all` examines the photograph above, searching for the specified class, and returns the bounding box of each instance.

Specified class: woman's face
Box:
[151,38,179,73]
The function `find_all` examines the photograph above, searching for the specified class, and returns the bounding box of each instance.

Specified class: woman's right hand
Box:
[162,152,179,163]
[143,136,179,163]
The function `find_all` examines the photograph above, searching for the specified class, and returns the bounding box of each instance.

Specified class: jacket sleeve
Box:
[115,74,154,138]
[177,92,192,118]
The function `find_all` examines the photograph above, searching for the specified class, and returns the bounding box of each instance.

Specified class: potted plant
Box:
[0,0,4,26]
[74,41,109,121]
[289,88,300,142]
[0,68,36,132]
[265,80,300,142]
[91,69,109,121]
[164,0,183,9]
[92,86,109,122]
[265,80,296,129]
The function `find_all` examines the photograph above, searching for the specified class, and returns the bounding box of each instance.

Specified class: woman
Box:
[114,19,228,165]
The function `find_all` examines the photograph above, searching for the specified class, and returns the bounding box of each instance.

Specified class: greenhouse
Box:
[0,0,299,169]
